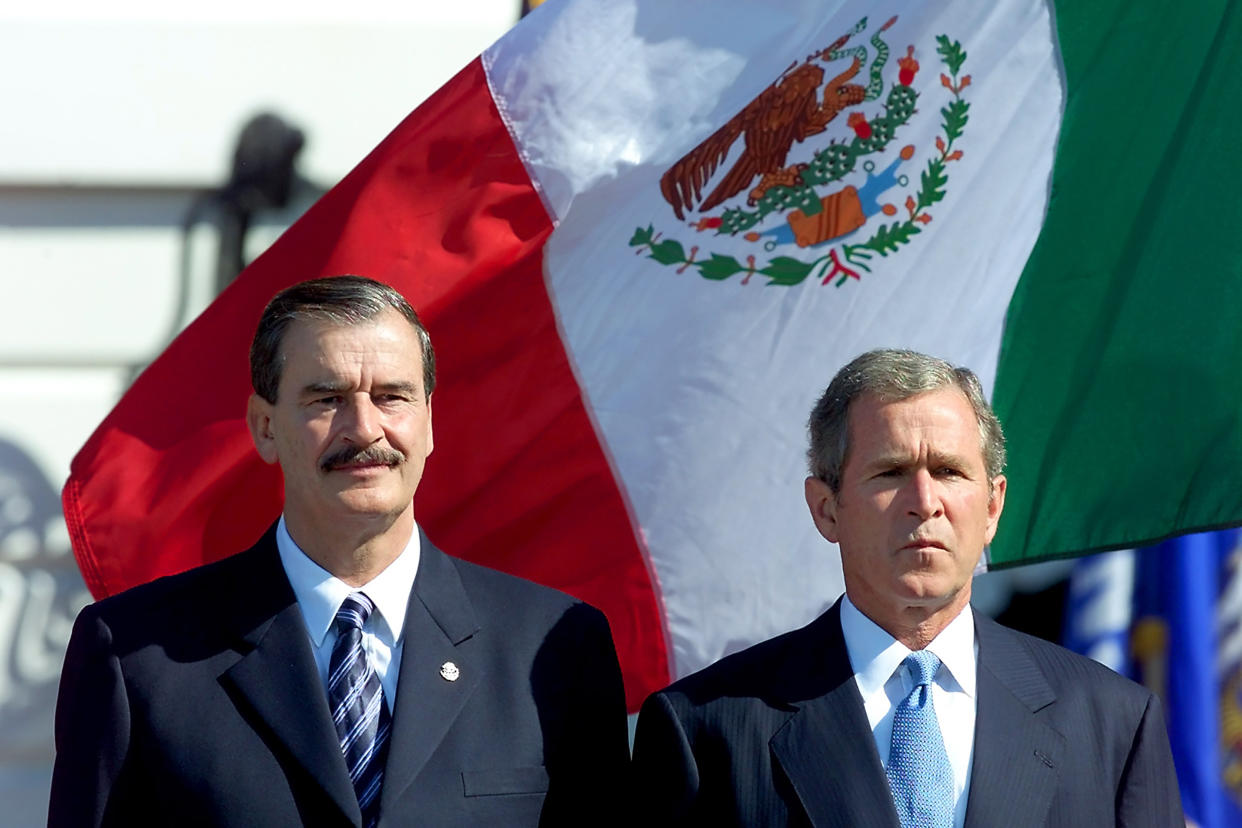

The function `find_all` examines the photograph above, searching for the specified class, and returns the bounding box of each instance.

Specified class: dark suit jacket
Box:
[49,525,630,827]
[630,599,1182,827]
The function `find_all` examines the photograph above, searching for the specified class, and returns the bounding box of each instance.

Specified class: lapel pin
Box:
[440,661,460,682]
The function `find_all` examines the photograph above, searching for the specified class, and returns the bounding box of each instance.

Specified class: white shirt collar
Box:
[839,593,977,698]
[275,516,421,648]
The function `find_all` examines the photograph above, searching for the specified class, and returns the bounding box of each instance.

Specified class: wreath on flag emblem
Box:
[629,16,971,287]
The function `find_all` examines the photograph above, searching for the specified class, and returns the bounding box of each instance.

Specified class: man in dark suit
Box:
[50,275,630,827]
[630,349,1182,827]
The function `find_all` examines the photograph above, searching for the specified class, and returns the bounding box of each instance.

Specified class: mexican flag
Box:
[62,0,1242,710]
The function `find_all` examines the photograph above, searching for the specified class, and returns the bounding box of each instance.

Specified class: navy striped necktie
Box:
[329,592,392,828]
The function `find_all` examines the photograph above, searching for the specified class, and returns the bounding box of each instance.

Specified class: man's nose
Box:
[905,469,943,520]
[340,395,384,444]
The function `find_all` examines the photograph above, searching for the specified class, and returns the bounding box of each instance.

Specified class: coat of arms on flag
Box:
[629,16,971,288]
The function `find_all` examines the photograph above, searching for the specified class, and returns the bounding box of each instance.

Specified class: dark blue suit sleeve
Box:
[630,691,701,823]
[535,603,631,827]
[49,605,131,828]
[1116,692,1183,827]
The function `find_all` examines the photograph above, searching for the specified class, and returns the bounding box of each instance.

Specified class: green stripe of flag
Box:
[991,0,1242,566]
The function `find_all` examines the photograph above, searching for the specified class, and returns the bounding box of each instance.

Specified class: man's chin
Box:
[894,574,969,608]
[314,490,413,523]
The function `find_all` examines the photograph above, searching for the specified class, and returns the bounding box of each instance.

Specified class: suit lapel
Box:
[769,602,900,828]
[217,531,362,826]
[963,613,1064,828]
[380,532,482,813]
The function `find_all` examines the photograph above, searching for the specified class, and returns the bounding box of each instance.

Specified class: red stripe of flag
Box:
[62,57,671,711]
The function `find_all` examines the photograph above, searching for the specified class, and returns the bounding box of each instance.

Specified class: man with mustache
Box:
[630,349,1182,827]
[50,276,630,827]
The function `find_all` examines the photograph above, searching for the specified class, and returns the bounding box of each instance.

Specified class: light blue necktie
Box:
[328,592,392,828]
[886,650,954,828]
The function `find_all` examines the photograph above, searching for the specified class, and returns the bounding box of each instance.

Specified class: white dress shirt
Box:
[839,594,978,828]
[275,516,421,713]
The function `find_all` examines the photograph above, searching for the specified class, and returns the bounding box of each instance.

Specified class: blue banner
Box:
[1068,532,1242,828]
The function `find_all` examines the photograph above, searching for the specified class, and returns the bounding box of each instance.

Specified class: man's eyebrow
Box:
[302,381,349,395]
[926,449,972,468]
[373,381,420,395]
[860,451,913,469]
[858,449,973,470]
[300,380,422,395]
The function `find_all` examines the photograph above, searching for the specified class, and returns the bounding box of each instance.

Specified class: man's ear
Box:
[983,474,1007,544]
[424,392,434,457]
[246,394,280,465]
[805,476,841,543]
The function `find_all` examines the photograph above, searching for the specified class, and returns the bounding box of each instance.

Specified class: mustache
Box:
[319,445,406,471]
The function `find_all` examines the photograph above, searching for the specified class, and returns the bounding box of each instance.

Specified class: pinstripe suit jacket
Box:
[630,599,1181,826]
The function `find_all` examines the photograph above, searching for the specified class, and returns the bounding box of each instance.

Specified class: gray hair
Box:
[807,349,1005,491]
[250,275,435,403]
